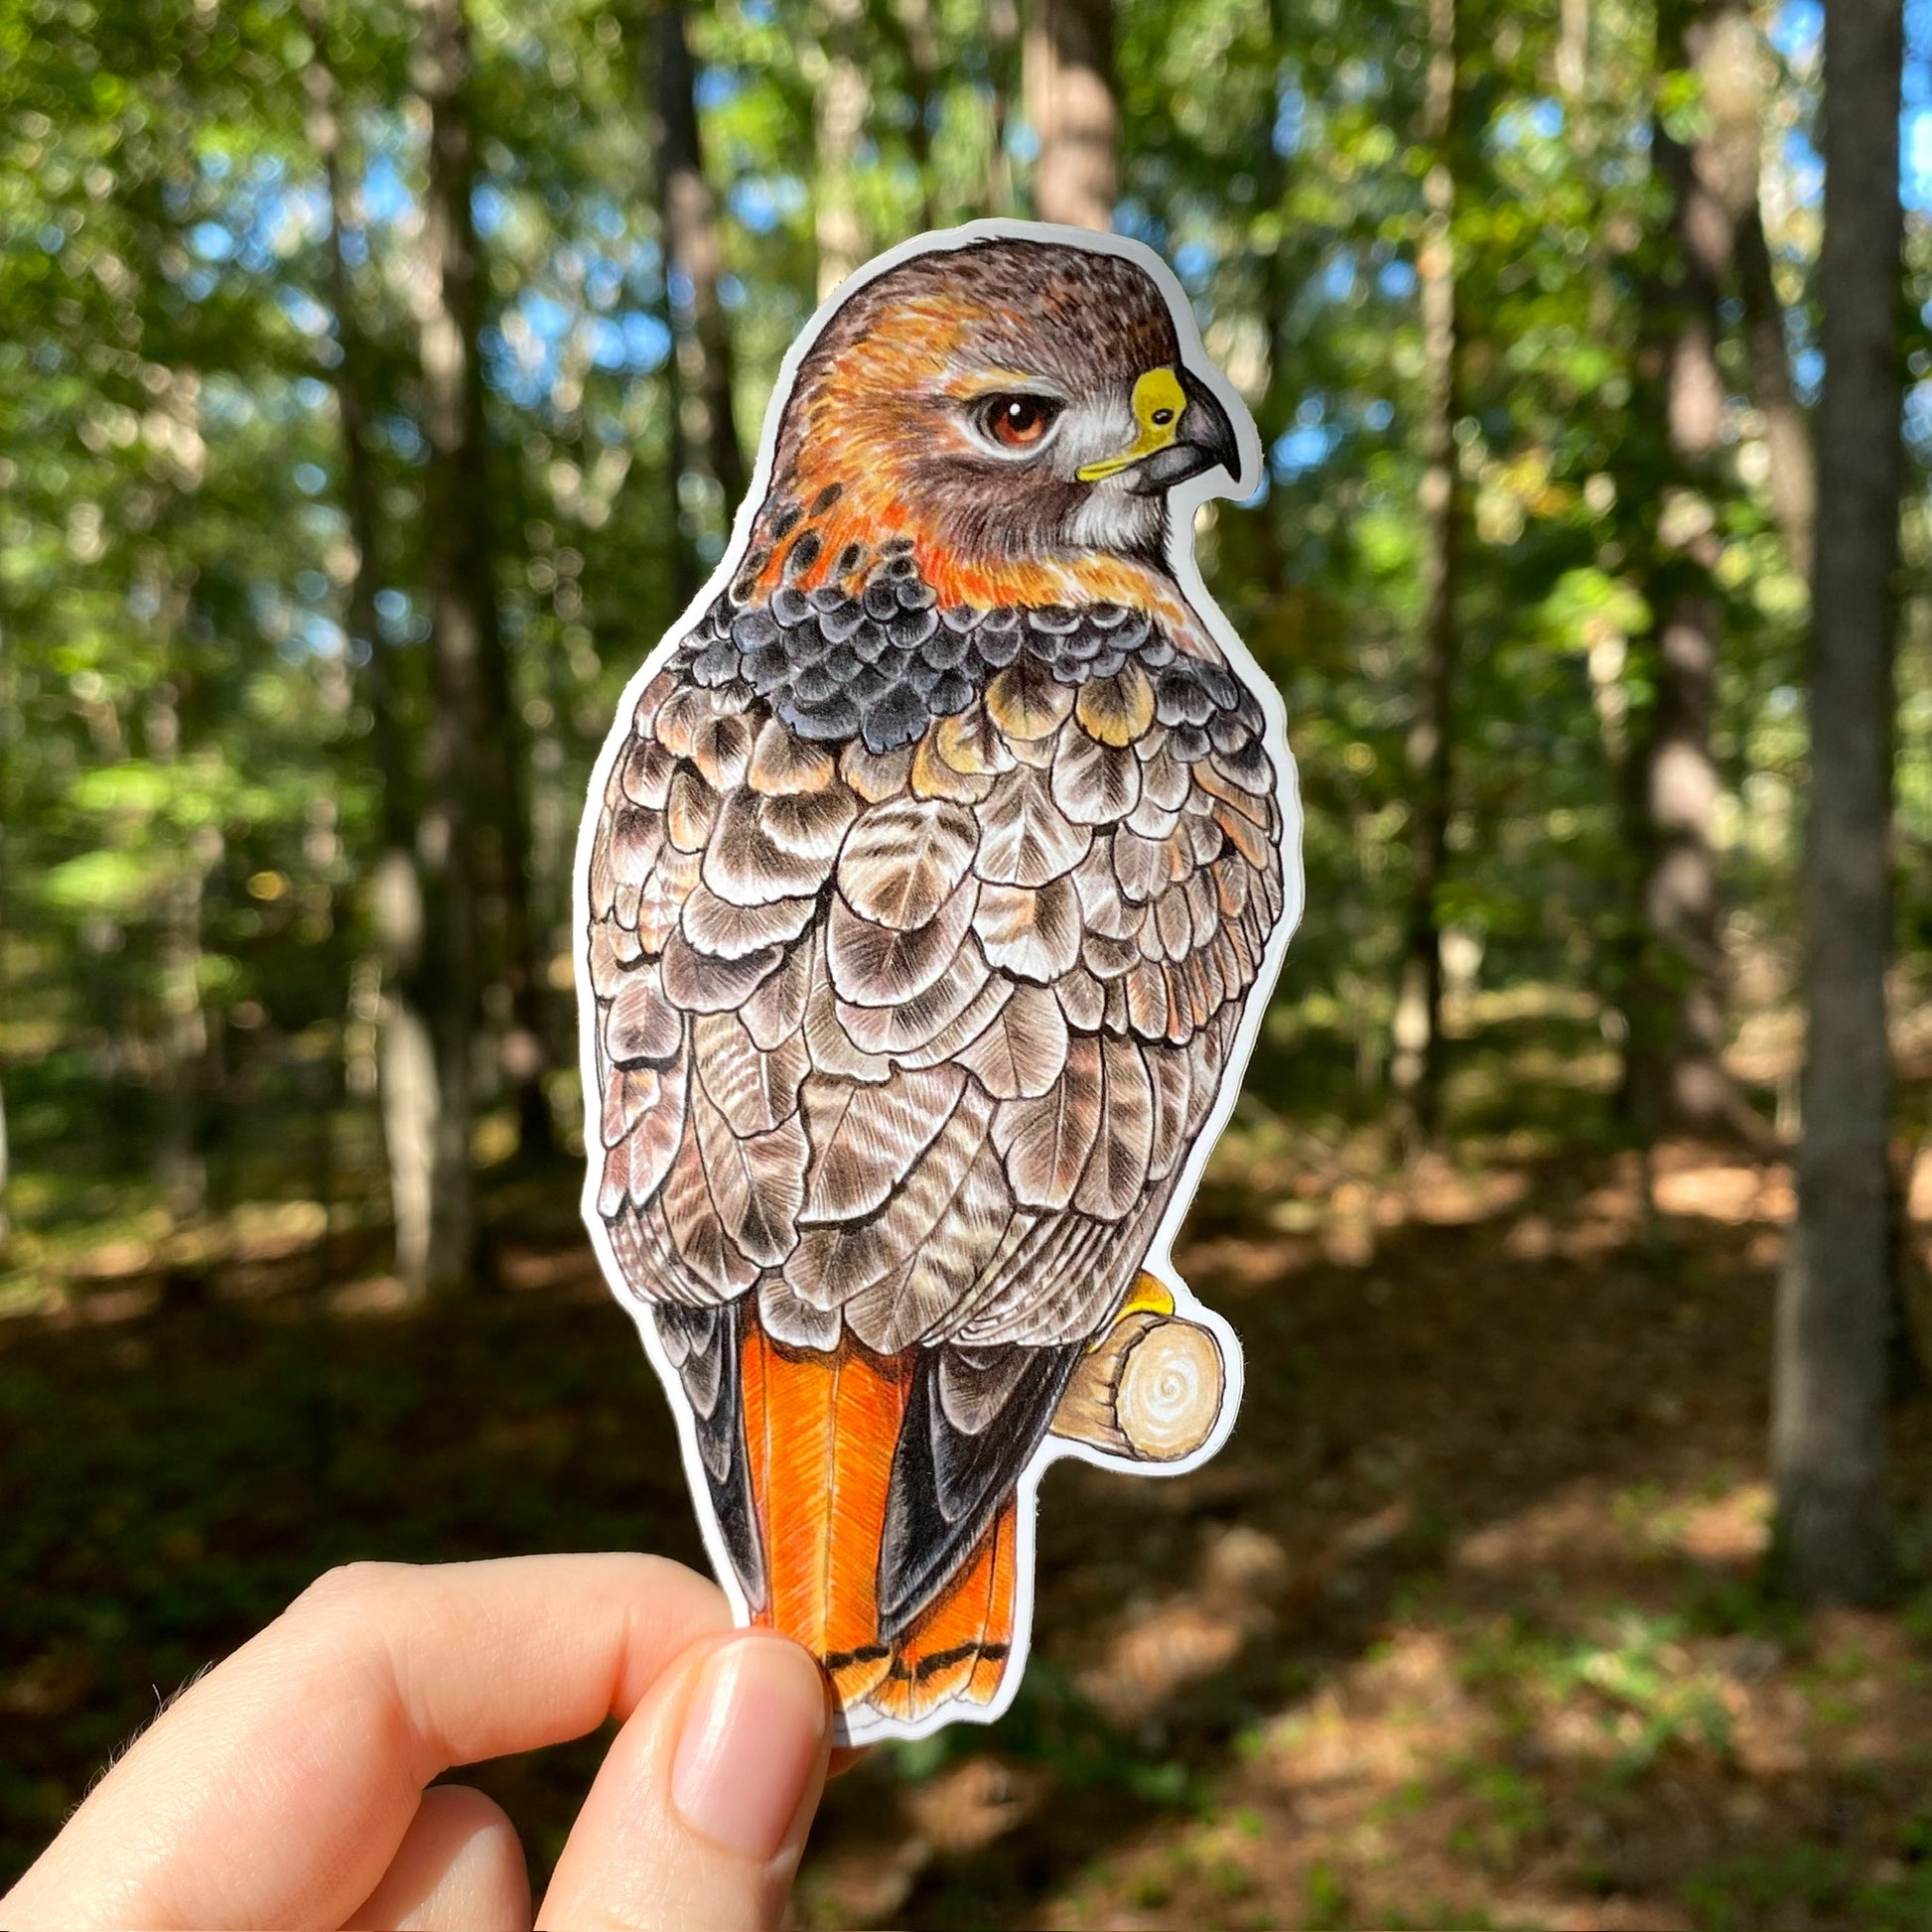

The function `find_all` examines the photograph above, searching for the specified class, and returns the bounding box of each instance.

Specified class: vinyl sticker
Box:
[575,220,1304,1742]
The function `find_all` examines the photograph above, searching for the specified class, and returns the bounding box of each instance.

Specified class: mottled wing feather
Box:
[875,1340,1084,1642]
[590,590,1286,1621]
[592,602,1284,1339]
[798,1062,969,1223]
[654,1300,766,1611]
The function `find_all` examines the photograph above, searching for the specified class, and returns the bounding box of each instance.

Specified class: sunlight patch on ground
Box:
[20,1131,1932,1932]
[1653,1166,1793,1225]
[1078,1527,1289,1726]
[1453,1479,1771,1579]
[325,1274,412,1317]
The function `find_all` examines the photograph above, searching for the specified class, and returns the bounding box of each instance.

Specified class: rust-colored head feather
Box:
[729,239,1235,622]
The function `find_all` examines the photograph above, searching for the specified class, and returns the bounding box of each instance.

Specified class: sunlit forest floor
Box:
[8,1010,1932,1929]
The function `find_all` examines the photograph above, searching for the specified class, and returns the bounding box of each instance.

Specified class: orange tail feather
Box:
[740,1315,1020,1726]
[870,1500,1018,1725]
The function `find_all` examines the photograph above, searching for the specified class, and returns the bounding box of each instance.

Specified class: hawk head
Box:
[760,236,1246,579]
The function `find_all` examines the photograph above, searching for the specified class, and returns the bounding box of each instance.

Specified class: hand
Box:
[2,1554,835,1931]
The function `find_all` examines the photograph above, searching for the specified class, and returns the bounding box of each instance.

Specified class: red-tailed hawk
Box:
[581,227,1294,1736]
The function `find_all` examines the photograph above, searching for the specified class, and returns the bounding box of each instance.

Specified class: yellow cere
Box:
[1076,365,1188,482]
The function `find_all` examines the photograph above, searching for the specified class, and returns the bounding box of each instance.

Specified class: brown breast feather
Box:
[589,588,1287,1350]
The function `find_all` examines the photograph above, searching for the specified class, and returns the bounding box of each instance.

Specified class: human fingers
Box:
[351,1785,531,1931]
[2,1554,729,1931]
[538,1630,831,1932]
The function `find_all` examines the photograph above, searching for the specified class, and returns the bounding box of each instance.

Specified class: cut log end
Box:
[1049,1308,1226,1462]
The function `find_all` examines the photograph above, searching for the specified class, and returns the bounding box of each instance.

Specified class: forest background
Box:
[6,0,1932,1924]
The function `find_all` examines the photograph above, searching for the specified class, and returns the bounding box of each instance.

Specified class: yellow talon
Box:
[1122,1272,1175,1320]
[1089,1272,1174,1348]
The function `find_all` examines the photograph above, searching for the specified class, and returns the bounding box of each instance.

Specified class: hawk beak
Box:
[1122,368,1241,496]
[1075,367,1189,483]
[1076,365,1243,495]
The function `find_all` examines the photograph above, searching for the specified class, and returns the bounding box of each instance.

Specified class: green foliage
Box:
[1457,1605,1737,1781]
[884,1657,1206,1807]
[1682,1842,1932,1932]
[0,21,1924,1921]
[2,0,1908,1251]
[1304,1859,1351,1930]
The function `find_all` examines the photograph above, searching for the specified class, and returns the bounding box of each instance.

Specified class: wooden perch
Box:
[1050,1308,1226,1462]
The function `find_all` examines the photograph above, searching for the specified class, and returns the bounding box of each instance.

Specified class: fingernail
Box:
[671,1634,828,1861]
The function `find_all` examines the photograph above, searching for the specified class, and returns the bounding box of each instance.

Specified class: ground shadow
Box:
[5,1141,1931,1929]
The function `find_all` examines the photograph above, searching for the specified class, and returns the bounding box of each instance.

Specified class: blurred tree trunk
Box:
[893,0,939,230]
[1771,0,1902,1608]
[1620,0,1752,1142]
[1736,198,1814,583]
[0,616,10,1262]
[305,0,439,1294]
[411,0,490,1292]
[415,0,552,1175]
[138,356,215,1227]
[1696,11,1814,583]
[1390,0,1461,1136]
[0,1071,10,1262]
[1556,0,1588,103]
[814,0,870,297]
[1024,0,1115,230]
[1245,0,1292,601]
[478,597,552,1162]
[984,0,1020,217]
[149,669,211,1224]
[1670,7,1815,579]
[647,0,747,597]
[0,646,9,1262]
[653,186,695,609]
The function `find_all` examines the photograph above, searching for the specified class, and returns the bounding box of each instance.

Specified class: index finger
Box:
[3,1554,731,1932]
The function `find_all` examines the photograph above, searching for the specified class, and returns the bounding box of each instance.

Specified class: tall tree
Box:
[0,636,9,1264]
[1024,0,1115,230]
[814,0,871,296]
[1703,14,1815,581]
[417,0,554,1175]
[1771,0,1903,1607]
[143,366,218,1226]
[983,0,1020,216]
[891,0,941,231]
[1619,0,1756,1140]
[304,0,440,1292]
[1389,0,1462,1133]
[149,673,216,1222]
[647,0,747,600]
[410,0,491,1292]
[0,611,10,1262]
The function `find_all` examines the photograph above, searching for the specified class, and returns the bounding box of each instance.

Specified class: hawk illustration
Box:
[581,227,1294,1737]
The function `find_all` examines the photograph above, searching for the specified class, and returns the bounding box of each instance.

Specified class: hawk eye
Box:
[979,393,1063,451]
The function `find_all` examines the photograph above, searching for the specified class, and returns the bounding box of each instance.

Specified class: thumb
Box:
[538,1629,832,1931]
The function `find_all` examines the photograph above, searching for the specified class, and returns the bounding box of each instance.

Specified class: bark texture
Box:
[1024,0,1116,230]
[1771,0,1902,1607]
